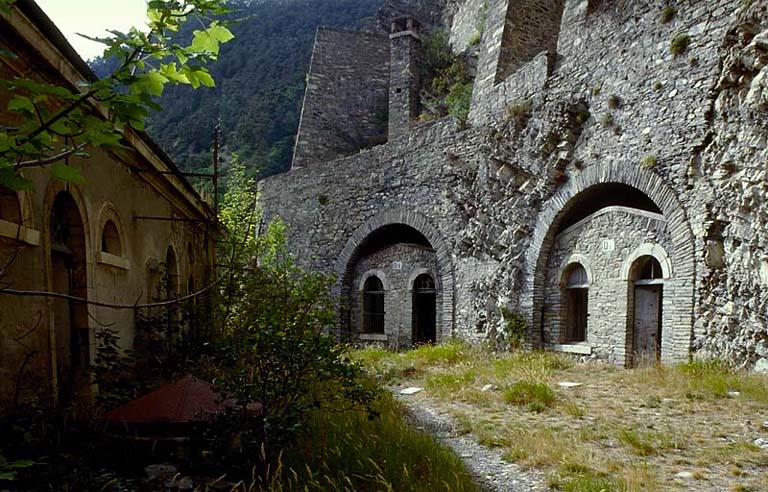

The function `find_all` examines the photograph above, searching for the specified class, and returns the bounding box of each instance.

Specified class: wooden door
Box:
[633,286,662,365]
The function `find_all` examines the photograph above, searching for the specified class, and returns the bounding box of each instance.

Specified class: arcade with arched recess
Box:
[336,208,454,349]
[536,182,686,366]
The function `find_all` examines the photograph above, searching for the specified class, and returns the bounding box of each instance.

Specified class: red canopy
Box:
[104,375,227,425]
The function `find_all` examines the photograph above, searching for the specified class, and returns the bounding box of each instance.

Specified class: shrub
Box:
[504,381,557,410]
[500,308,527,350]
[670,33,691,55]
[446,82,473,122]
[660,6,677,24]
[204,220,376,457]
[505,99,533,122]
[468,30,482,46]
[640,154,658,169]
[600,112,614,127]
[421,30,474,122]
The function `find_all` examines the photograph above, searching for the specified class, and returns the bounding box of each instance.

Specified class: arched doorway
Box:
[630,256,663,366]
[412,273,436,345]
[50,191,88,404]
[362,276,385,334]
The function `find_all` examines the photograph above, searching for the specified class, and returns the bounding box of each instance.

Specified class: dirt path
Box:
[396,392,547,492]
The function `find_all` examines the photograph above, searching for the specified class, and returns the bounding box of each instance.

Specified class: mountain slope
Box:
[99,0,383,178]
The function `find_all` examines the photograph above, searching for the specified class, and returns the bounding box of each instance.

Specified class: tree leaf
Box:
[190,22,234,55]
[50,164,85,184]
[7,96,34,114]
[0,167,34,191]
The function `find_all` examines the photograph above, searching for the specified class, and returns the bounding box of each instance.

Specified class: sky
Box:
[36,0,148,60]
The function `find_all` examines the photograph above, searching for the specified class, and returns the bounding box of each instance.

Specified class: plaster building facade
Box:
[262,0,768,369]
[0,1,216,413]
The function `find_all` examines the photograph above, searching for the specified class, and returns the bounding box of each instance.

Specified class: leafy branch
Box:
[0,0,234,190]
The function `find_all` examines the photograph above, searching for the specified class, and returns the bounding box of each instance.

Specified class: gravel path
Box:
[395,393,547,492]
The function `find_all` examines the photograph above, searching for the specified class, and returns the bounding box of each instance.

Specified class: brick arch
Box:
[522,162,695,362]
[359,269,391,292]
[336,208,454,341]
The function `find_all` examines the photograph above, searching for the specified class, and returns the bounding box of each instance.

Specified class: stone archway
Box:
[336,208,454,343]
[521,162,696,363]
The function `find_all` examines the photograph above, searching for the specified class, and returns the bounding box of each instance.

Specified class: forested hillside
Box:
[94,0,383,178]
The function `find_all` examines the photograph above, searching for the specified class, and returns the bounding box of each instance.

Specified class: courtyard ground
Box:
[351,342,768,492]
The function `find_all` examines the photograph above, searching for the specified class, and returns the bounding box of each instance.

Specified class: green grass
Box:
[631,358,768,403]
[548,471,622,492]
[271,392,479,492]
[350,340,474,384]
[425,368,477,397]
[503,381,557,411]
[491,351,572,381]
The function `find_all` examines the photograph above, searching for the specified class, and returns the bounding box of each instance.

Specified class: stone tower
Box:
[388,17,421,140]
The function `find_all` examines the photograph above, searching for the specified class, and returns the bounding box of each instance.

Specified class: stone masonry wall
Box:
[263,0,768,369]
[349,243,438,349]
[542,208,673,365]
[291,28,390,169]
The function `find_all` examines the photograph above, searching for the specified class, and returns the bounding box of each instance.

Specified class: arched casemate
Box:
[523,162,695,364]
[336,208,453,348]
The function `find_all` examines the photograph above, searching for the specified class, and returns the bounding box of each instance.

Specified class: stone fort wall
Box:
[262,0,768,369]
[291,28,390,169]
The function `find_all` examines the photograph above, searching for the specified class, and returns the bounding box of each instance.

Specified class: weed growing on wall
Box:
[421,30,474,123]
[670,33,691,55]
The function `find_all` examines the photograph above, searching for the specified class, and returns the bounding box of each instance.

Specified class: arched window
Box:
[101,220,121,256]
[0,188,22,224]
[414,274,435,291]
[363,276,385,333]
[563,263,588,342]
[634,256,663,284]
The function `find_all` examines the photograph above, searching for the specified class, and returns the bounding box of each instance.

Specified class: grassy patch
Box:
[349,344,768,491]
[425,368,477,397]
[548,471,622,492]
[490,351,572,381]
[660,6,677,24]
[276,392,479,491]
[409,340,471,365]
[503,381,557,411]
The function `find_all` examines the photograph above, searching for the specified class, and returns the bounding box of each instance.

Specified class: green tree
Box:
[0,0,234,190]
[199,159,373,460]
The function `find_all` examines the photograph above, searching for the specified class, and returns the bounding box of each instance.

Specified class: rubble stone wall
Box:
[348,243,439,348]
[262,0,768,370]
[291,28,390,169]
[542,208,674,365]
